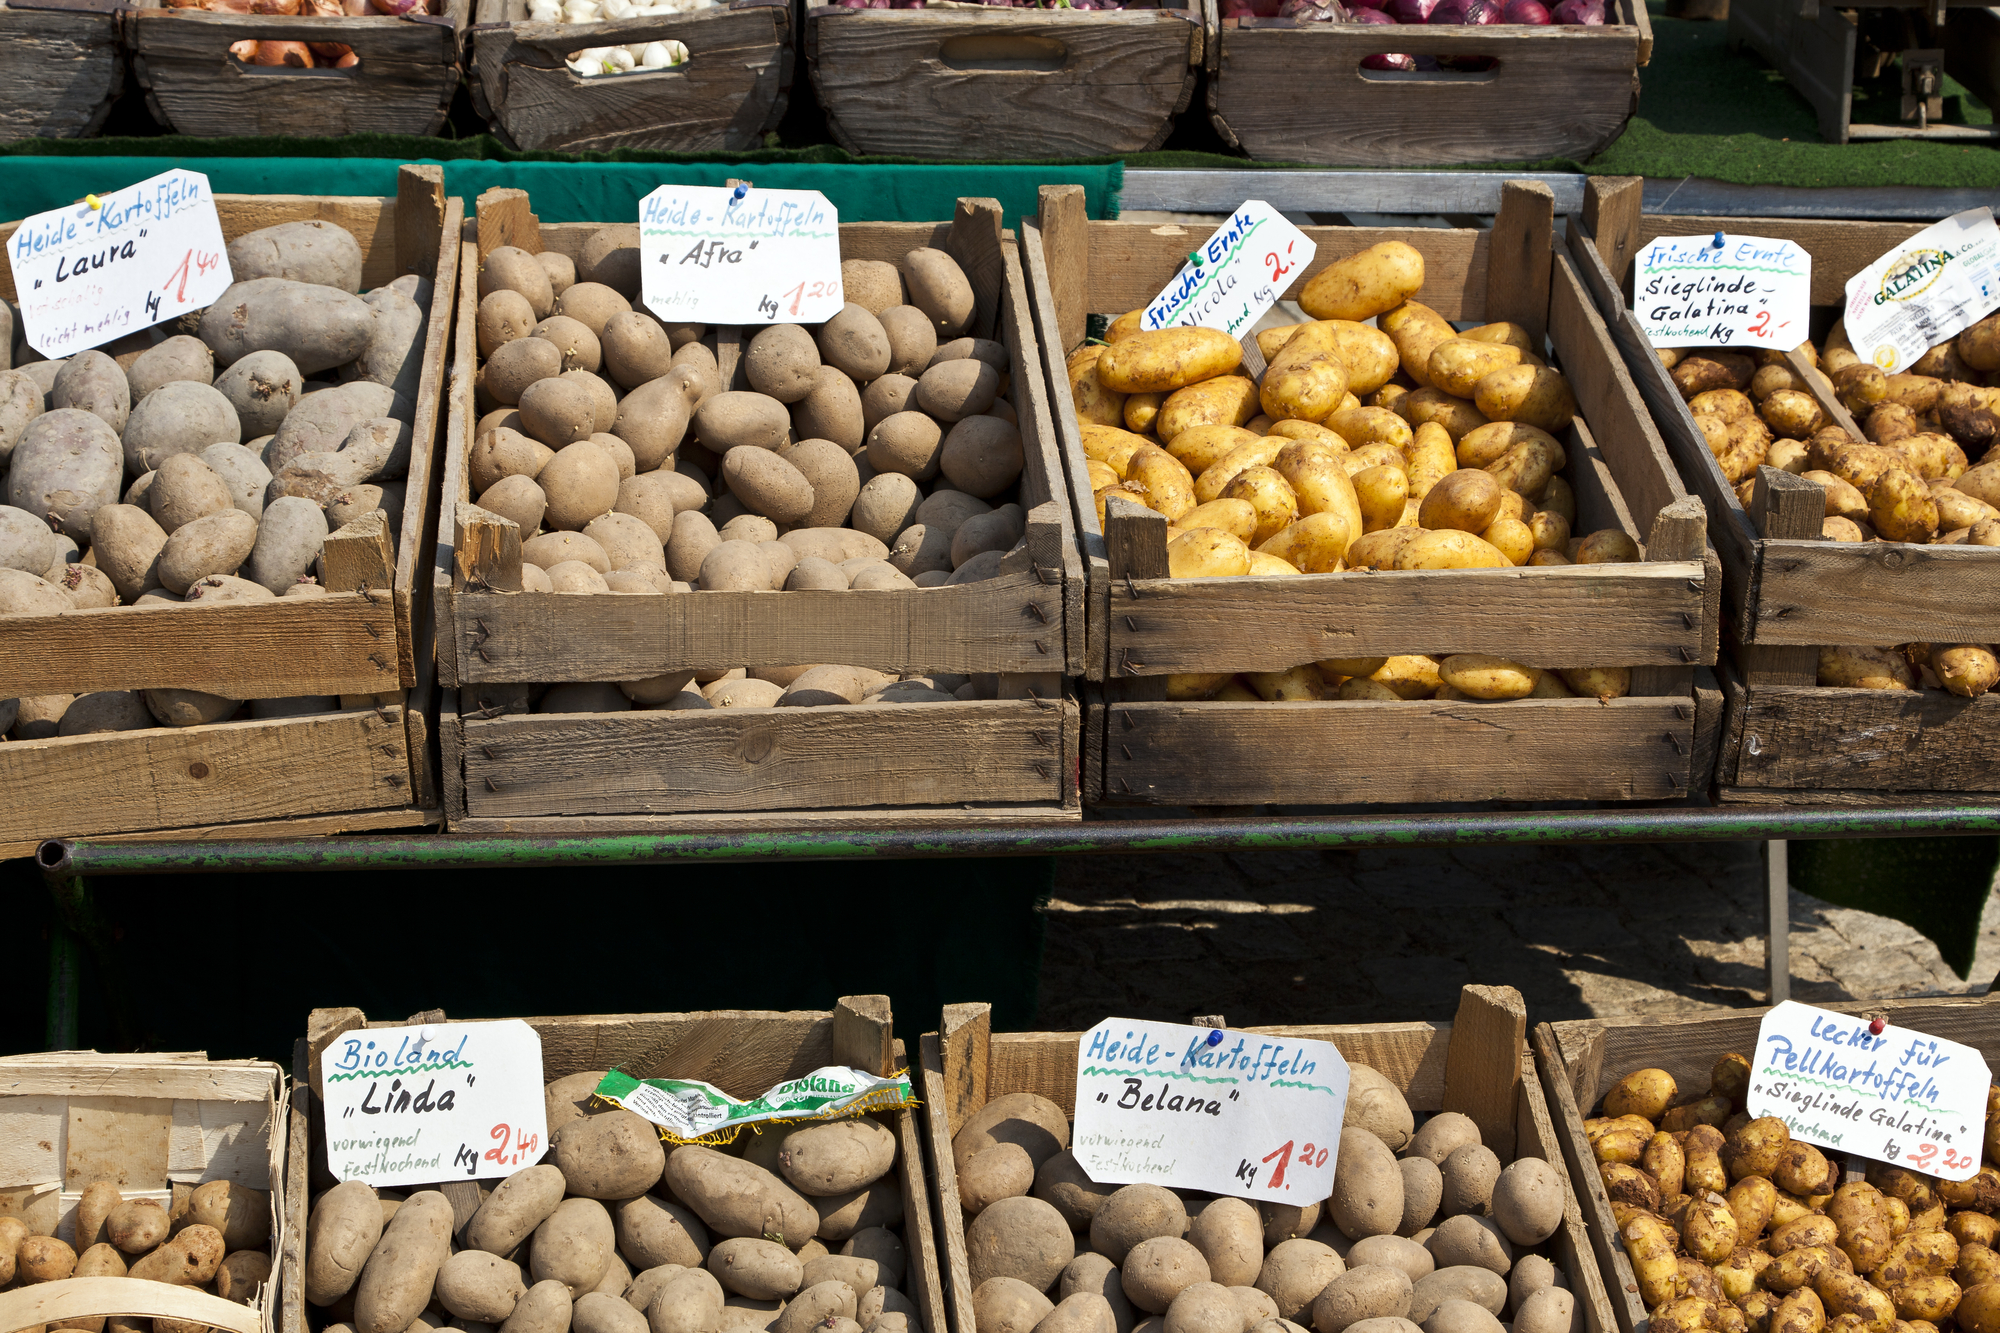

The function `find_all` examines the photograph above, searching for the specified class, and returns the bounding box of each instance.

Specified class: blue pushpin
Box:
[731,182,749,203]
[1712,231,1725,248]
[1206,1028,1225,1046]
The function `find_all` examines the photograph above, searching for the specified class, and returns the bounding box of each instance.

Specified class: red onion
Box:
[1502,0,1550,19]
[1551,0,1603,20]
[1280,0,1345,20]
[1427,0,1465,19]
[1349,6,1393,18]
[1361,50,1415,66]
[1387,0,1436,21]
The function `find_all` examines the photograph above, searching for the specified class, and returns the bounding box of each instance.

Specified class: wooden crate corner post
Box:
[1443,984,1526,1160]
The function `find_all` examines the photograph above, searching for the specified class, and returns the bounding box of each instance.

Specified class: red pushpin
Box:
[1870,1017,1886,1035]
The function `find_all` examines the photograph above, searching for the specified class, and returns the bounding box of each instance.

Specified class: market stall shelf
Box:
[1020,180,1720,809]
[0,4,124,142]
[803,5,1203,160]
[469,0,790,152]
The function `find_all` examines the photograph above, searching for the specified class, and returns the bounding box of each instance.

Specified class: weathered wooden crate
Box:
[1204,0,1647,167]
[125,0,467,136]
[920,986,1620,1333]
[803,4,1203,160]
[469,0,790,152]
[0,3,124,142]
[1575,177,2000,803]
[434,189,1082,832]
[284,999,948,1333]
[0,167,458,854]
[1019,181,1719,809]
[0,1051,287,1333]
[1535,991,2000,1333]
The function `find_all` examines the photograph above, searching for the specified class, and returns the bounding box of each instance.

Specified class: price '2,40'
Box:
[1261,1139,1330,1190]
[485,1123,541,1169]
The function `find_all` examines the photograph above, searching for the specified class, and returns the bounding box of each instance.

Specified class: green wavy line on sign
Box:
[1756,1064,1962,1114]
[1270,1079,1340,1095]
[1080,1066,1236,1085]
[326,1061,474,1081]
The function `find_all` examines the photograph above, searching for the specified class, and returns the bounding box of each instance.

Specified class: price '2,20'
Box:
[1261,1138,1330,1190]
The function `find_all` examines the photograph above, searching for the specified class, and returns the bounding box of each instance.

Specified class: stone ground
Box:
[1032,842,2000,1029]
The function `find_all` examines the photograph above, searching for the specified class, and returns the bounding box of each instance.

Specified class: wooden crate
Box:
[803,4,1203,161]
[125,0,467,136]
[432,188,1083,833]
[1574,177,2000,802]
[0,1051,287,1333]
[1205,0,1648,167]
[284,999,948,1333]
[920,986,1620,1333]
[0,167,458,854]
[469,0,790,152]
[0,3,123,142]
[1018,181,1720,809]
[1534,991,2000,1333]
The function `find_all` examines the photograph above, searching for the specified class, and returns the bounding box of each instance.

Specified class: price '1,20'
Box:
[1262,1138,1330,1189]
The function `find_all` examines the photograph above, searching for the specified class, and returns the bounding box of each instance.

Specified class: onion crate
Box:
[1204,0,1648,167]
[0,2,124,143]
[283,998,947,1333]
[1575,177,2000,803]
[469,0,790,152]
[1020,180,1718,810]
[434,188,1083,833]
[803,4,1203,161]
[0,168,458,855]
[920,986,1619,1333]
[0,1051,287,1333]
[125,0,466,136]
[1534,991,2000,1333]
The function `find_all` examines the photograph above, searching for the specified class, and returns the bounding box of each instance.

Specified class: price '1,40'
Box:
[1262,1139,1330,1189]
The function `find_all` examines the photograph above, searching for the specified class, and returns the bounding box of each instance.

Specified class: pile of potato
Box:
[0,1178,274,1326]
[307,1071,917,1333]
[1590,1057,2000,1333]
[469,231,1027,601]
[0,218,424,740]
[525,663,1005,713]
[1070,240,1640,704]
[952,1065,1572,1333]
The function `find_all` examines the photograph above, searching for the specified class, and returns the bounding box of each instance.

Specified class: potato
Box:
[1163,1280,1249,1333]
[775,1118,896,1198]
[1427,1216,1513,1277]
[1324,1126,1403,1241]
[1099,329,1243,394]
[1481,1158,1559,1247]
[962,1192,1075,1291]
[1472,367,1575,432]
[1868,468,1939,543]
[899,248,975,337]
[433,1250,527,1324]
[876,306,939,381]
[1600,1068,1671,1120]
[538,440,621,532]
[546,1108,665,1201]
[1418,470,1503,534]
[9,409,123,541]
[646,1265,727,1333]
[1084,1184,1187,1266]
[976,1276,1054,1332]
[706,1237,802,1300]
[1434,1144,1500,1221]
[1301,242,1424,321]
[940,415,1024,500]
[1574,530,1640,565]
[51,349,130,436]
[1315,1265,1415,1333]
[1158,375,1258,442]
[665,1146,817,1248]
[229,218,363,291]
[1380,302,1457,389]
[1263,325,1355,424]
[915,358,1000,423]
[866,411,945,482]
[1116,1236,1209,1316]
[1039,1292,1118,1333]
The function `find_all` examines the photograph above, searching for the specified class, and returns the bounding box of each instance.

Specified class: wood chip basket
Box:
[0,166,458,854]
[0,1051,287,1333]
[920,986,1620,1333]
[434,189,1085,833]
[1575,177,2000,804]
[1022,180,1721,809]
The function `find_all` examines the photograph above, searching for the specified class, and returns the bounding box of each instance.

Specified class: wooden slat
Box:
[0,1063,276,1101]
[1038,185,1089,356]
[1580,176,1645,295]
[1488,181,1554,346]
[1099,695,1692,805]
[1517,1049,1621,1333]
[892,1099,951,1333]
[1443,985,1525,1160]
[0,804,434,863]
[922,1026,978,1333]
[0,10,120,142]
[1533,1023,1645,1333]
[443,803,1079,835]
[1751,538,2000,646]
[1728,682,2000,790]
[279,1045,309,1333]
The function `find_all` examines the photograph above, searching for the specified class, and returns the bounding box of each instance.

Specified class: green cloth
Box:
[1791,839,1996,979]
[0,139,1122,228]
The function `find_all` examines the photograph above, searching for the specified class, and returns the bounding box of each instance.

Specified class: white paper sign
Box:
[320,1019,549,1187]
[1844,208,2000,374]
[639,185,843,326]
[1633,232,1811,349]
[8,168,233,360]
[1747,1000,1991,1182]
[1140,201,1317,340]
[1071,1018,1350,1203]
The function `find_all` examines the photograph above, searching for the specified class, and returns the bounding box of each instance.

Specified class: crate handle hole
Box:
[1356,56,1499,79]
[228,40,363,69]
[939,33,1067,70]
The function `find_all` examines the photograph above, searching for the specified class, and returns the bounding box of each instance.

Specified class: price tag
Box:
[319,1019,548,1187]
[1070,1018,1350,1203]
[639,184,843,326]
[1633,232,1811,349]
[1747,1001,1991,1182]
[1844,208,2000,373]
[1139,201,1316,339]
[8,168,233,361]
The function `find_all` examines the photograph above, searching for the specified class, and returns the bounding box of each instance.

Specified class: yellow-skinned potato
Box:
[1819,646,1915,690]
[1950,1217,2000,1251]
[1606,1068,1676,1120]
[1169,424,1263,477]
[1299,241,1425,321]
[1354,465,1410,533]
[1591,1118,1650,1164]
[1804,470,1871,522]
[1761,389,1827,439]
[1106,310,1145,344]
[1395,529,1510,570]
[1482,515,1534,565]
[1256,321,1309,363]
[1267,418,1351,450]
[1959,1246,2000,1289]
[1122,445,1197,522]
[1529,548,1572,566]
[1887,1279,1962,1324]
[1875,1232,1961,1288]
[1645,1132,1688,1198]
[1528,509,1570,553]
[1085,458,1120,492]
[1655,1296,1718,1333]
[1931,483,1999,532]
[1159,374,1259,441]
[1175,498,1258,544]
[1558,666,1630,701]
[1244,414,1274,434]
[1320,655,1389,678]
[1776,1289,1830,1333]
[1262,324,1354,422]
[1624,1213,1681,1309]
[1542,475,1577,526]
[1487,438,1562,500]
[1222,466,1300,545]
[1686,1199,1742,1266]
[1770,1249,1843,1294]
[1323,321,1401,394]
[1430,338,1527,398]
[1345,527,1423,569]
[1337,676,1403,701]
[1397,386,1489,442]
[1932,644,2000,697]
[1372,383,1411,413]
[1324,406,1414,451]
[1404,421,1456,500]
[1692,388,1758,422]
[1869,467,1939,544]
[1247,664,1325,701]
[1902,432,1970,483]
[1095,483,1147,528]
[1577,530,1641,564]
[1381,300,1457,387]
[1067,344,1104,379]
[1746,1291,1784,1333]
[1167,527,1250,578]
[1683,1124,1728,1195]
[1475,365,1579,432]
[1731,1177,1779,1242]
[1343,441,1409,477]
[1768,439,1811,474]
[1418,469,1504,534]
[1724,1249,1778,1301]
[1257,511,1355,573]
[1371,655,1443,698]
[1712,1050,1750,1106]
[1458,420,1565,470]
[1274,441,1364,537]
[1209,680,1255,701]
[1197,436,1287,503]
[1165,672,1232,700]
[1462,320,1536,352]
[1247,551,1300,576]
[1098,327,1243,393]
[1072,359,1128,427]
[1829,1184,1896,1276]
[1082,422,1152,468]
[1124,390,1164,435]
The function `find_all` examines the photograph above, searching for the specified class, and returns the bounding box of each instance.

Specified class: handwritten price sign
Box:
[319,1019,549,1188]
[8,168,234,360]
[1633,232,1811,350]
[1747,1001,1992,1182]
[1070,1018,1350,1204]
[1140,201,1318,341]
[638,185,843,326]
